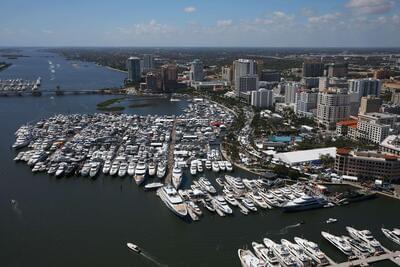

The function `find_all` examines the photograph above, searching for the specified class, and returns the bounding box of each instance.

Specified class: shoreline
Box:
[105,66,128,74]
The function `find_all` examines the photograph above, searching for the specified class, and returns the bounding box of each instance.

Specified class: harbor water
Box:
[0,49,399,266]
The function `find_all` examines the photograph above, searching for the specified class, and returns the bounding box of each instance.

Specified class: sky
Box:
[1,0,400,47]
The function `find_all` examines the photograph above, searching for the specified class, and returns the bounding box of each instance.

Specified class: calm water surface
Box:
[0,49,399,267]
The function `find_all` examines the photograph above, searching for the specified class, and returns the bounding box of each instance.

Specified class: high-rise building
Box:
[284,82,301,104]
[327,62,348,78]
[359,96,382,115]
[251,88,273,108]
[317,91,350,129]
[301,77,320,89]
[143,54,154,72]
[161,64,178,92]
[221,66,233,85]
[238,75,258,95]
[126,57,141,82]
[348,78,381,100]
[260,69,281,82]
[302,60,324,77]
[146,72,159,92]
[233,59,257,95]
[190,59,204,82]
[295,90,318,118]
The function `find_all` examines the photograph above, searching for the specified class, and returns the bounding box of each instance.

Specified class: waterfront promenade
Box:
[332,250,400,267]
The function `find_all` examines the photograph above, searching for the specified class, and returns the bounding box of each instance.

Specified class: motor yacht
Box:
[134,161,147,185]
[157,161,166,178]
[127,161,136,176]
[283,195,328,212]
[212,161,220,172]
[190,161,197,176]
[237,249,266,267]
[212,195,232,214]
[109,161,120,176]
[252,242,280,267]
[264,238,298,267]
[198,177,217,194]
[172,164,183,189]
[102,160,111,174]
[89,161,101,178]
[224,193,239,206]
[205,160,212,170]
[157,185,187,218]
[148,162,156,176]
[321,231,353,256]
[346,227,384,253]
[225,161,233,172]
[248,192,269,209]
[118,161,128,177]
[382,228,400,246]
[197,161,203,173]
[294,237,329,266]
[218,161,226,171]
[241,198,257,212]
[281,239,312,267]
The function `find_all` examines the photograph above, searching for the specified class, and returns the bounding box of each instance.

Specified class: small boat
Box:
[190,161,197,176]
[205,160,212,170]
[225,161,233,172]
[127,243,141,253]
[144,182,164,191]
[157,161,166,178]
[197,161,203,173]
[148,162,156,176]
[212,161,220,172]
[326,218,338,224]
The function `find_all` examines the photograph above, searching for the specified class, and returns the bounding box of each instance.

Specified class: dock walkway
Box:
[330,251,400,267]
[165,119,177,185]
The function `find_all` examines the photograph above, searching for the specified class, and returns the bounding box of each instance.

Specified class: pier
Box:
[165,119,177,185]
[331,250,400,267]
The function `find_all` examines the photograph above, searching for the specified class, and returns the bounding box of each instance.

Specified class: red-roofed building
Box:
[336,119,358,136]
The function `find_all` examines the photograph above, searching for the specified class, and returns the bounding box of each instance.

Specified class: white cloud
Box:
[42,29,54,35]
[346,0,395,14]
[308,13,342,24]
[301,8,314,17]
[183,6,196,13]
[117,20,175,35]
[217,19,233,27]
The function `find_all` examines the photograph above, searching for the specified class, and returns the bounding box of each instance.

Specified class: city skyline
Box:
[1,0,400,47]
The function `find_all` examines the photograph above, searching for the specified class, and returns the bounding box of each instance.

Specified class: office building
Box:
[221,66,233,85]
[301,77,320,89]
[126,57,141,82]
[335,148,400,181]
[356,119,390,144]
[251,88,273,108]
[190,59,204,82]
[260,69,281,82]
[317,91,350,129]
[233,59,257,95]
[327,62,348,78]
[238,75,258,95]
[348,78,382,100]
[142,54,154,72]
[302,60,324,77]
[359,96,382,115]
[295,90,318,118]
[146,72,159,92]
[161,64,178,92]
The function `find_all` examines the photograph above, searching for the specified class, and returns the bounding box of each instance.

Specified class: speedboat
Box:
[148,162,156,176]
[172,164,183,189]
[238,249,266,267]
[326,218,338,224]
[157,185,187,218]
[382,228,400,246]
[294,237,329,266]
[127,243,141,253]
[144,182,164,191]
[134,161,147,185]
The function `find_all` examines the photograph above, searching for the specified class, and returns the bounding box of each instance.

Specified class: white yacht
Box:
[148,162,156,176]
[225,161,233,172]
[127,161,136,176]
[242,198,257,212]
[248,192,269,209]
[382,228,400,246]
[205,160,212,170]
[144,182,164,191]
[252,242,280,267]
[224,193,239,206]
[172,164,183,189]
[118,161,128,177]
[102,160,111,174]
[218,161,226,171]
[346,227,384,253]
[225,175,246,193]
[157,161,166,178]
[238,249,266,267]
[109,161,119,176]
[190,161,197,176]
[264,238,298,267]
[281,239,312,267]
[212,161,220,172]
[157,185,187,218]
[294,237,329,266]
[55,162,66,177]
[321,231,353,256]
[212,195,233,214]
[134,161,147,185]
[198,177,217,194]
[283,195,328,212]
[127,243,141,253]
[89,161,101,178]
[197,161,203,173]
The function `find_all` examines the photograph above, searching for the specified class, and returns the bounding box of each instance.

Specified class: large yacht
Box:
[283,195,328,212]
[148,162,156,176]
[157,161,166,178]
[225,175,246,193]
[264,238,298,267]
[321,231,353,256]
[212,195,232,214]
[212,161,220,172]
[190,161,197,175]
[198,177,216,194]
[127,161,136,176]
[134,161,147,185]
[102,160,111,174]
[382,228,400,246]
[237,249,266,267]
[252,242,280,267]
[346,227,384,253]
[281,239,312,267]
[294,237,329,266]
[172,164,183,189]
[157,185,187,218]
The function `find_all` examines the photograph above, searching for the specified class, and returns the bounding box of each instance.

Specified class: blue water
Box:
[0,48,126,91]
[269,135,303,142]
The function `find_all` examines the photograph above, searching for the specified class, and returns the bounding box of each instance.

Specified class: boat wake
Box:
[129,248,168,267]
[10,199,22,218]
[278,222,302,235]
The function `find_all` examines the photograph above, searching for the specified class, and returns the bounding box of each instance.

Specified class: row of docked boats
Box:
[0,77,41,92]
[189,159,233,175]
[238,236,331,267]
